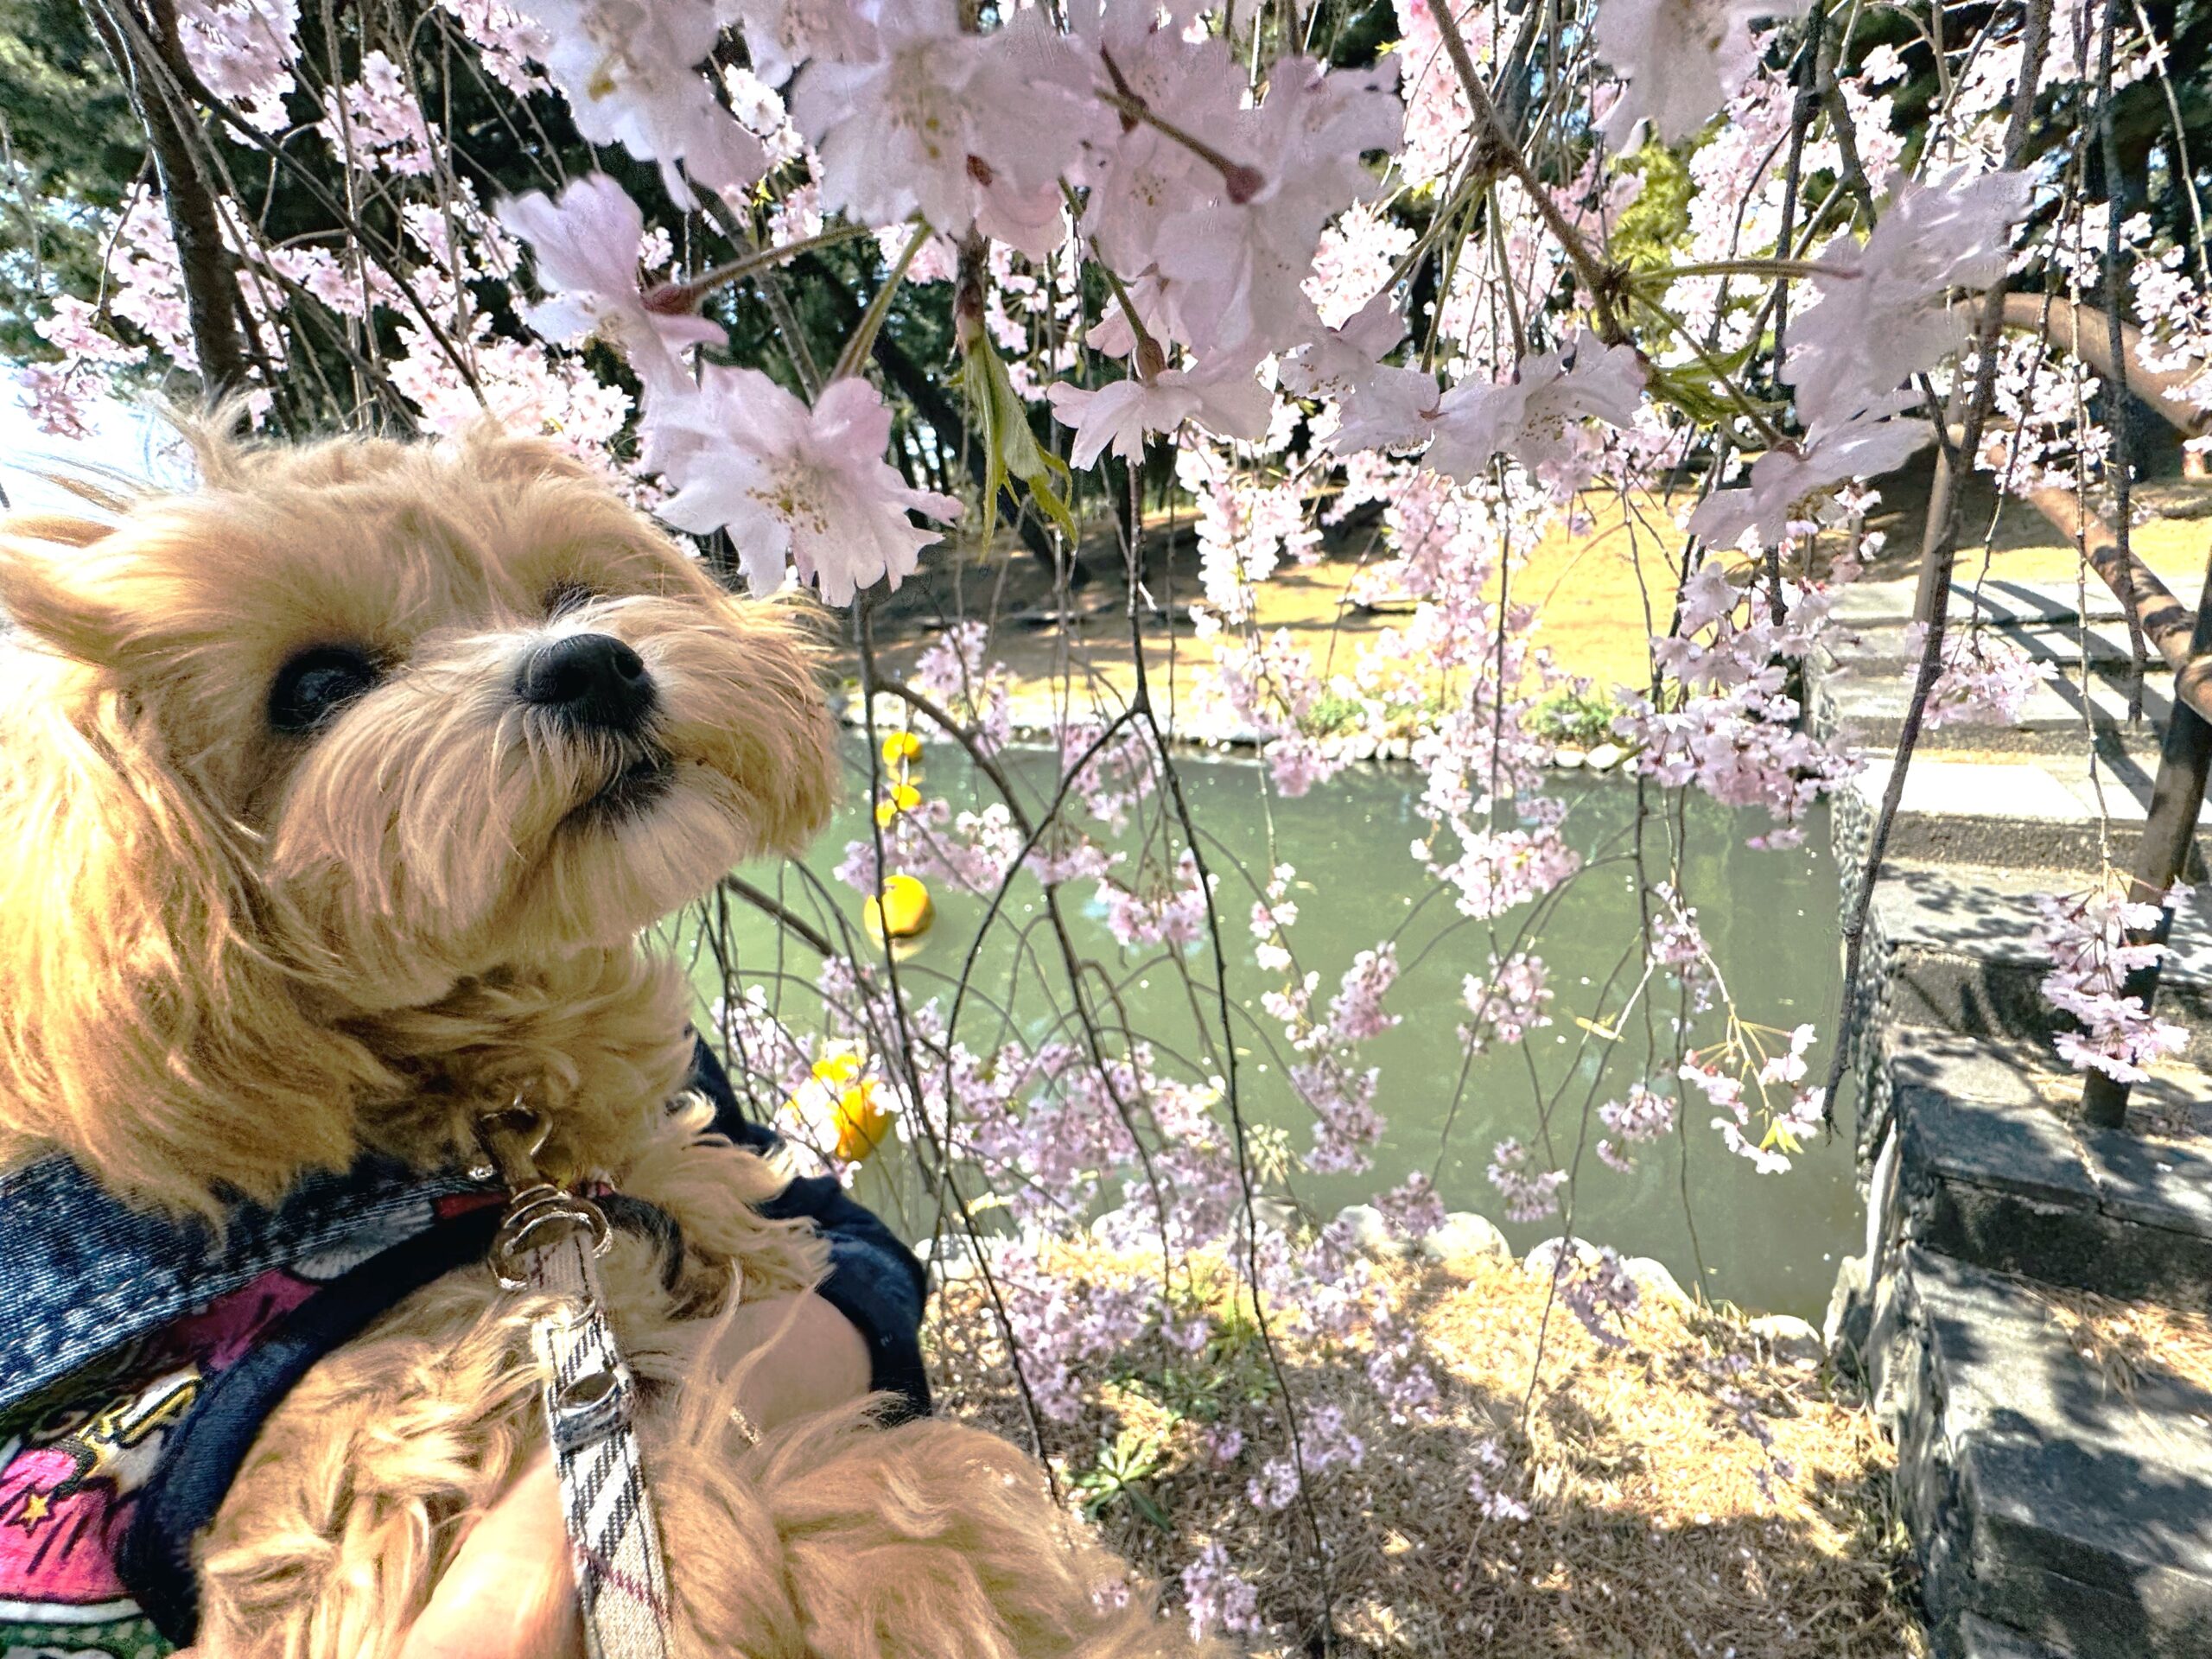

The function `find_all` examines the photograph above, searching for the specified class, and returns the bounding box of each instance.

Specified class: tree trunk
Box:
[91,0,250,401]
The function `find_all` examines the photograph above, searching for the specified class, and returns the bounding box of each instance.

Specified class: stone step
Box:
[1810,658,2170,755]
[1858,1032,2212,1313]
[1833,754,2212,881]
[1956,1612,2074,1659]
[1860,1244,2212,1659]
[1826,619,2187,676]
[1834,575,2206,632]
[1853,862,2212,1057]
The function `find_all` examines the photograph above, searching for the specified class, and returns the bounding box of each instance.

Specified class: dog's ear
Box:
[0,669,371,1216]
[0,521,134,667]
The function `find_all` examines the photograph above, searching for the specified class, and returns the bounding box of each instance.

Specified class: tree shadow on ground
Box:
[928,1246,1928,1656]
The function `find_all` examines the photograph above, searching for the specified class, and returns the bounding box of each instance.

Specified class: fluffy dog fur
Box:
[0,423,1213,1659]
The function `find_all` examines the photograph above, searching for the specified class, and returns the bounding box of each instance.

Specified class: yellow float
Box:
[864,872,935,941]
[818,1052,893,1162]
[785,1051,893,1164]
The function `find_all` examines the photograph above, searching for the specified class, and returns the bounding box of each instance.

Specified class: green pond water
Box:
[670,743,1855,1323]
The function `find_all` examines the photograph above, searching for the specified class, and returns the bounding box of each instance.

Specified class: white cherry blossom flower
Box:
[719,0,880,86]
[645,367,962,605]
[494,173,719,393]
[1279,293,1407,401]
[1786,168,2034,430]
[1688,405,1932,549]
[522,0,767,201]
[793,0,1094,257]
[1151,57,1403,357]
[1325,364,1445,454]
[1593,0,1811,149]
[1049,376,1201,467]
[1069,3,1245,278]
[1047,354,1270,468]
[1416,331,1646,481]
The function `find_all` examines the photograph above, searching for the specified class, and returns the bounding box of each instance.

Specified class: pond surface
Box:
[672,743,1855,1321]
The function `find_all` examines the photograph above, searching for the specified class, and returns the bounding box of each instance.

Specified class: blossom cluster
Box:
[2036,882,2192,1082]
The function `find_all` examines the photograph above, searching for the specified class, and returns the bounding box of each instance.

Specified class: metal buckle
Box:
[470,1099,554,1189]
[547,1354,635,1451]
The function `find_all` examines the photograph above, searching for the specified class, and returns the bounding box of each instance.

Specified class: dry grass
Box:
[2035,1282,2212,1402]
[927,1245,1924,1657]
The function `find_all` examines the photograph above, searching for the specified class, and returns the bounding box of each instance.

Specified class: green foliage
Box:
[965,329,1078,545]
[1607,141,1694,274]
[1531,686,1625,747]
[1070,1425,1174,1529]
[0,0,143,359]
[1302,690,1369,737]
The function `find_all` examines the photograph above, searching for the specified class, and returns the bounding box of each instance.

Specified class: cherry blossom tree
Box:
[10,0,2208,1637]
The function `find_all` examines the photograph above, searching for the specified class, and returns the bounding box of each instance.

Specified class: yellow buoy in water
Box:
[806,1052,892,1162]
[832,1078,892,1162]
[864,873,935,941]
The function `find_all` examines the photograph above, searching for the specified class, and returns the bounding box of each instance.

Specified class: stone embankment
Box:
[1814,572,2212,1659]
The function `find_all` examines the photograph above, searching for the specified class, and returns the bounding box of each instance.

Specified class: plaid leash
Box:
[480,1111,675,1659]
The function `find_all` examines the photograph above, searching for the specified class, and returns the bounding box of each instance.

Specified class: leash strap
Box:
[480,1114,675,1659]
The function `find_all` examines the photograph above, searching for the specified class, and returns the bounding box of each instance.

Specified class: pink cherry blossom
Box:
[645,367,962,603]
[1460,953,1553,1052]
[2037,883,2192,1082]
[1487,1138,1565,1223]
[1179,1543,1261,1640]
[22,299,146,440]
[1902,620,2061,727]
[175,0,301,130]
[519,0,767,201]
[496,174,721,393]
[1596,1084,1677,1172]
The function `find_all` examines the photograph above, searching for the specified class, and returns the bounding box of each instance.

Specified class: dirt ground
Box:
[928,1243,1923,1657]
[844,457,2212,719]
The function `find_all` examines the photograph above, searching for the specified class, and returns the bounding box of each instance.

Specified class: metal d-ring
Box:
[492,1189,613,1289]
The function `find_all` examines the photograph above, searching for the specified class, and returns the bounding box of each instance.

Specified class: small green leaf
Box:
[966,331,1079,548]
[1128,1485,1173,1531]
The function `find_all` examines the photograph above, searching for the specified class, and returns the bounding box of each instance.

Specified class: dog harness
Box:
[0,1042,930,1659]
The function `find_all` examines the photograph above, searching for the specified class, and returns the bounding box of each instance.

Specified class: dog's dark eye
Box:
[543,580,598,617]
[270,645,381,734]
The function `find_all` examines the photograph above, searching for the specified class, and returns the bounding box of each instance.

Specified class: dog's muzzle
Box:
[518,632,657,735]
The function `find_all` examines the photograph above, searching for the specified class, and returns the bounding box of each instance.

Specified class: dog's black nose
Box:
[516,632,655,733]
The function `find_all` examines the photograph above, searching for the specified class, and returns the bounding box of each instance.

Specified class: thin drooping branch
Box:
[1425,0,1624,342]
[2096,0,2147,718]
[1822,0,2056,1126]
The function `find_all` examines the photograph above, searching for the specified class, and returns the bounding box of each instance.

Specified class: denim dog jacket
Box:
[0,1041,929,1657]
